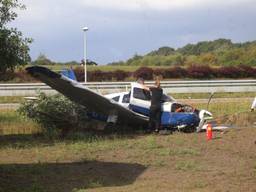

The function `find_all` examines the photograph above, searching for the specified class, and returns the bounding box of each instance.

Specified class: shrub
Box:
[237,65,256,78]
[153,68,165,77]
[88,70,113,81]
[217,66,243,78]
[101,71,114,81]
[187,65,214,79]
[14,70,38,82]
[74,68,114,82]
[133,67,154,80]
[0,71,15,81]
[18,93,89,138]
[112,70,129,81]
[164,67,188,79]
[73,66,84,82]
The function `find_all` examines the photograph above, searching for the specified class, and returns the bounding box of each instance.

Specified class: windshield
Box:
[133,88,151,101]
[161,94,175,102]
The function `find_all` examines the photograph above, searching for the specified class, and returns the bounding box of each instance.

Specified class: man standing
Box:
[142,77,163,132]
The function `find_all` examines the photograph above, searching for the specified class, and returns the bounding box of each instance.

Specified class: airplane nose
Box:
[199,110,213,120]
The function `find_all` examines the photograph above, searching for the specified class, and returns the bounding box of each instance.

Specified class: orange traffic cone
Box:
[206,123,213,140]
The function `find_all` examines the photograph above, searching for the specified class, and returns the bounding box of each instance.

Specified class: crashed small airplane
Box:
[26,66,213,132]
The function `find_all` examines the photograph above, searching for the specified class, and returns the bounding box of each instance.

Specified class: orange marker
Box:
[206,123,213,140]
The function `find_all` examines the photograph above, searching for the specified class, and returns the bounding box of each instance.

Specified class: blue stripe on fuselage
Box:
[129,104,200,127]
[87,112,108,122]
[129,104,150,116]
[161,112,200,127]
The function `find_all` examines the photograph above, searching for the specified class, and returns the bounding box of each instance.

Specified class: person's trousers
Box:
[148,105,161,131]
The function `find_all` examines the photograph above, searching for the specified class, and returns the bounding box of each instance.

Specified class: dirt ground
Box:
[1,118,256,192]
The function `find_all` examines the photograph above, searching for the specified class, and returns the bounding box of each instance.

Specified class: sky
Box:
[12,0,256,64]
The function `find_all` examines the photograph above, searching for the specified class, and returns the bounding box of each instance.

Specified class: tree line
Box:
[109,39,256,67]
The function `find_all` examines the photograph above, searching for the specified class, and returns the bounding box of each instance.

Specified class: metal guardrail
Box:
[0,80,256,96]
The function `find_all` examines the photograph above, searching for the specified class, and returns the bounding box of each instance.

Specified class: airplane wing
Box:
[26,66,148,127]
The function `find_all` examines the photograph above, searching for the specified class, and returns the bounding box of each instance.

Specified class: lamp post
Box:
[83,27,89,83]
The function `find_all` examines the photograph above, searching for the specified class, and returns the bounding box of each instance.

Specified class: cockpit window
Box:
[161,94,173,102]
[133,88,151,101]
[112,96,120,102]
[122,93,130,103]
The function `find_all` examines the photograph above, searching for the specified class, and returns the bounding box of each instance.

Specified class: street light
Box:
[83,27,89,83]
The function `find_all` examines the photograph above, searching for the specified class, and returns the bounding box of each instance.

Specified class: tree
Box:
[0,0,32,73]
[32,53,54,65]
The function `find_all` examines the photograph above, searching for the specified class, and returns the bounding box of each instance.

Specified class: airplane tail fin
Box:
[61,69,77,81]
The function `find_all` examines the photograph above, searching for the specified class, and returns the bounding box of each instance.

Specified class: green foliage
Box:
[147,46,175,56]
[178,39,233,55]
[18,93,89,138]
[0,0,32,73]
[32,53,54,65]
[31,55,96,67]
[109,39,256,67]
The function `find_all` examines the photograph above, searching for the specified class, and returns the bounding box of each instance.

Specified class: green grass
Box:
[0,109,41,135]
[175,160,199,171]
[0,98,253,135]
[0,94,255,192]
[169,148,201,156]
[0,96,25,104]
[171,92,256,99]
[194,100,251,117]
[0,92,254,104]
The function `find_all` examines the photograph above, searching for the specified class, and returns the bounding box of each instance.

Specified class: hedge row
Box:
[0,70,37,82]
[74,65,256,81]
[1,65,255,82]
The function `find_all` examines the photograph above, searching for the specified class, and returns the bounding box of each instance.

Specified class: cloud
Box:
[12,0,256,64]
[79,0,254,11]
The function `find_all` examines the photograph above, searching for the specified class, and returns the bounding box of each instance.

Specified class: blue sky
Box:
[13,0,256,64]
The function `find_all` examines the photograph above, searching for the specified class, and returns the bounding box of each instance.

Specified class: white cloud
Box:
[17,0,255,23]
[12,0,256,63]
[79,0,253,11]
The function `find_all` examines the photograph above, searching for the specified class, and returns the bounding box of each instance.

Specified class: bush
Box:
[153,68,165,76]
[14,70,38,82]
[18,93,89,138]
[88,70,113,81]
[187,65,214,79]
[163,67,188,79]
[217,66,243,78]
[237,65,256,78]
[73,67,84,82]
[0,71,15,81]
[74,67,114,82]
[133,67,154,80]
[112,70,129,81]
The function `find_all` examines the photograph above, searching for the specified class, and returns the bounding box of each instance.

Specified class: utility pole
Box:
[83,27,89,82]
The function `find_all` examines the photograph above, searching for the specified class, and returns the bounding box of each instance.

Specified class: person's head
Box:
[155,76,161,88]
[137,77,144,84]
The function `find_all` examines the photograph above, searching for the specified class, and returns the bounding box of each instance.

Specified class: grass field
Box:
[0,96,25,104]
[0,98,254,134]
[0,92,255,104]
[0,98,255,192]
[0,109,41,135]
[171,92,256,99]
[0,125,256,192]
